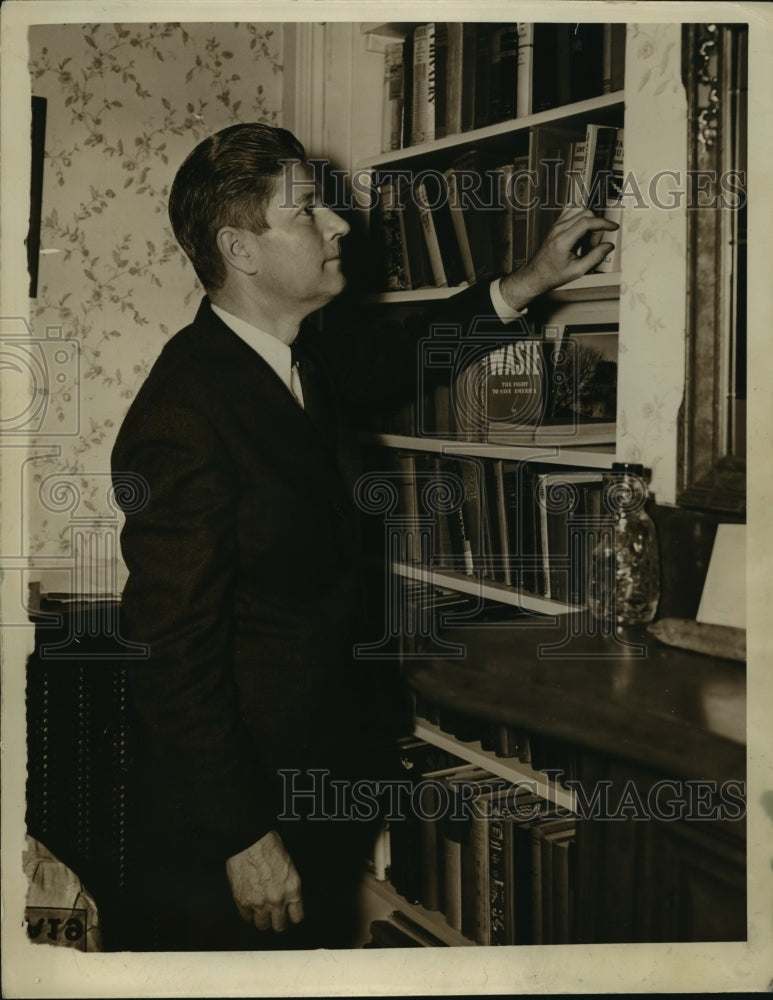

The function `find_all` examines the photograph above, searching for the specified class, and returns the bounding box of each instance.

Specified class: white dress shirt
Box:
[211,302,305,408]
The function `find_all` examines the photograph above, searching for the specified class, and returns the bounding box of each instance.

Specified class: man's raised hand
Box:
[499,206,619,312]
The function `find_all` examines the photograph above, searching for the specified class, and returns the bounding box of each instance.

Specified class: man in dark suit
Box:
[111,122,615,951]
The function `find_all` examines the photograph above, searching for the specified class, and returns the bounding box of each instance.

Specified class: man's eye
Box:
[302,204,316,217]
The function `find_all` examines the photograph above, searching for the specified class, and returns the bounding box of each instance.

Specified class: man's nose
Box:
[323,206,351,240]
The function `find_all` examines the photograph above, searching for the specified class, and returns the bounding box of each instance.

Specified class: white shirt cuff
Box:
[489,278,528,323]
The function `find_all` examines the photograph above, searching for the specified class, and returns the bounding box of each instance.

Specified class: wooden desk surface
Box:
[407,615,746,785]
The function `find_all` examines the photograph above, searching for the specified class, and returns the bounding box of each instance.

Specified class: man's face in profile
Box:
[246,159,351,315]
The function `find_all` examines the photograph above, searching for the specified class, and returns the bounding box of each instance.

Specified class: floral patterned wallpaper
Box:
[26,22,283,587]
[616,23,688,505]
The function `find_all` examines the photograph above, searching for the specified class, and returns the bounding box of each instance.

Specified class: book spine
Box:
[492,24,519,123]
[445,22,463,136]
[473,25,492,129]
[379,180,410,291]
[415,181,448,287]
[488,811,507,945]
[411,24,434,145]
[511,155,531,269]
[540,826,554,943]
[418,782,442,911]
[445,167,477,284]
[529,825,544,944]
[461,24,477,132]
[596,127,624,273]
[532,23,560,113]
[382,42,405,153]
[516,23,533,117]
[603,23,627,93]
[493,459,512,587]
[565,137,589,209]
[433,22,448,140]
[402,31,414,149]
[537,474,552,599]
[471,797,491,944]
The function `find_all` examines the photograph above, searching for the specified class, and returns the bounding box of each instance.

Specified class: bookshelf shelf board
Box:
[362,432,616,468]
[414,720,577,812]
[391,561,582,616]
[549,271,621,301]
[361,271,620,305]
[360,872,475,947]
[356,93,625,170]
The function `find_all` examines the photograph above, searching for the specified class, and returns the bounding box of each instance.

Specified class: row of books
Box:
[372,149,527,292]
[369,736,577,945]
[371,123,624,293]
[381,22,626,153]
[368,320,618,447]
[366,453,610,605]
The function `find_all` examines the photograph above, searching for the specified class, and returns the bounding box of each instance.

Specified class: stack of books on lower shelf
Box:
[366,735,577,945]
[362,450,610,606]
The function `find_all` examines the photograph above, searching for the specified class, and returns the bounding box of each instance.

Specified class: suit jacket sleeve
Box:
[317,280,528,419]
[114,400,274,863]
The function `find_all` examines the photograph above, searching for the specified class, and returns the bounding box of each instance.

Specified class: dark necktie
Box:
[291,339,337,449]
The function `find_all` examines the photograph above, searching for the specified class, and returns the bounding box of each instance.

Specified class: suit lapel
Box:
[189,300,358,518]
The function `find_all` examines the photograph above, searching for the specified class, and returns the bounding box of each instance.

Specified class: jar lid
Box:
[611,461,646,476]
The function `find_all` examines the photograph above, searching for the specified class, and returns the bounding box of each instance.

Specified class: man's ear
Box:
[216,226,259,277]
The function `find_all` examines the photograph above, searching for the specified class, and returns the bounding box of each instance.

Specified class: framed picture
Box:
[27,95,47,298]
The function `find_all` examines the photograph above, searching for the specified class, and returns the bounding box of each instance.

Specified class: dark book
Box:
[493,723,521,758]
[460,23,478,132]
[459,459,486,576]
[602,22,627,93]
[445,22,464,136]
[376,178,410,291]
[489,786,546,945]
[502,461,543,594]
[401,174,433,289]
[473,24,493,129]
[490,23,519,123]
[558,22,604,105]
[389,737,457,903]
[418,761,479,912]
[517,23,560,116]
[483,460,506,583]
[402,30,414,149]
[445,149,498,284]
[440,767,493,931]
[420,171,467,288]
[433,22,449,140]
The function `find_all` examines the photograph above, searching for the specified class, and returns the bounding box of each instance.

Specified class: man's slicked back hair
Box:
[168,122,307,291]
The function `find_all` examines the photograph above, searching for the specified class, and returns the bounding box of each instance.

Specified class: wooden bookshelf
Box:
[318,19,746,950]
[414,720,577,812]
[391,561,583,617]
[355,92,625,170]
[359,872,475,947]
[361,432,616,468]
[361,270,621,304]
